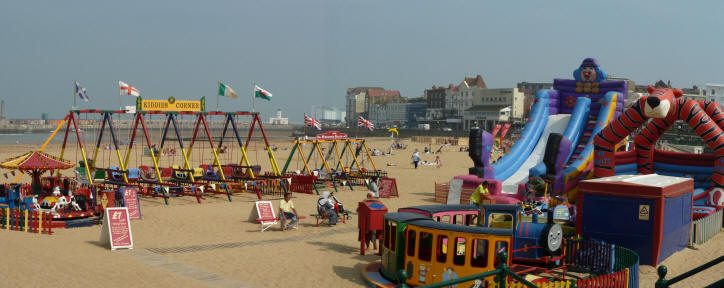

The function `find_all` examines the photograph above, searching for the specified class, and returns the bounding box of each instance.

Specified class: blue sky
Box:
[2,0,723,120]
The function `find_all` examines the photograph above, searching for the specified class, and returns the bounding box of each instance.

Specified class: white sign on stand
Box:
[447,179,464,205]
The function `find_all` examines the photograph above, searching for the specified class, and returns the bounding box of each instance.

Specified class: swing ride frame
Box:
[45,109,284,204]
[281,138,380,191]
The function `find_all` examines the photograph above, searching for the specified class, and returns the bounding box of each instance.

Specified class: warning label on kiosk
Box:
[638,205,650,220]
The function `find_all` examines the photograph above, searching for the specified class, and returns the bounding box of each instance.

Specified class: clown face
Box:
[580,66,597,82]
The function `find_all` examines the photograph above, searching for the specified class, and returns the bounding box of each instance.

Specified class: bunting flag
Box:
[500,123,512,143]
[490,123,502,138]
[357,116,374,131]
[218,82,238,98]
[119,81,140,96]
[254,85,272,101]
[304,114,322,130]
[74,81,89,102]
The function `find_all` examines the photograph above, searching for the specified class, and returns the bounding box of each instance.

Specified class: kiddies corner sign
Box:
[136,96,206,112]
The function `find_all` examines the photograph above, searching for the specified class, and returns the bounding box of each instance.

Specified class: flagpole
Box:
[216,82,220,111]
[118,80,122,111]
[73,81,76,110]
[252,83,256,113]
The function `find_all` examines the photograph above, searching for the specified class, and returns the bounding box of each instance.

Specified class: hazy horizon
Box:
[3,1,724,121]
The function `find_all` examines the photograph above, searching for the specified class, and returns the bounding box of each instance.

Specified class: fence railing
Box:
[395,236,641,288]
[655,255,724,288]
[0,208,54,235]
[689,208,722,246]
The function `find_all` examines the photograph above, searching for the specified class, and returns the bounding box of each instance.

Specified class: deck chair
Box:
[252,201,279,232]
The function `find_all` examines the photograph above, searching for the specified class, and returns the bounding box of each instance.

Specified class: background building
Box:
[345,87,401,126]
[517,82,553,118]
[268,109,288,125]
[311,105,346,126]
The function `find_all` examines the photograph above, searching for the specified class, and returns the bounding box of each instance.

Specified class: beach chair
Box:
[253,201,279,232]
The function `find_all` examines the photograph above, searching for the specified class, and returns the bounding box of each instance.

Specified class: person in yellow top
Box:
[470,181,489,206]
[279,193,299,231]
[470,181,489,225]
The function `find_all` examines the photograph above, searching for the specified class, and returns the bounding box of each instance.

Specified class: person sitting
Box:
[329,191,346,217]
[525,175,547,198]
[279,193,299,230]
[434,156,442,168]
[424,146,429,154]
[317,191,338,226]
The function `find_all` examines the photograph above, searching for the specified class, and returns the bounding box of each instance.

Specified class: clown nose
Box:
[584,72,590,77]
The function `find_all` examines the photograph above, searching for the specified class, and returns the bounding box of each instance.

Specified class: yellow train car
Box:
[379,212,513,287]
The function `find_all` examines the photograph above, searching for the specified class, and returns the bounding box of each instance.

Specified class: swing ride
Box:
[40,106,286,207]
[281,131,387,194]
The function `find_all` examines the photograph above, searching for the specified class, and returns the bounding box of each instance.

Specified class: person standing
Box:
[368,176,379,198]
[412,149,421,169]
[279,193,299,230]
[470,181,489,225]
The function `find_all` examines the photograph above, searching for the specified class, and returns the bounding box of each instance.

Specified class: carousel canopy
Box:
[0,151,74,171]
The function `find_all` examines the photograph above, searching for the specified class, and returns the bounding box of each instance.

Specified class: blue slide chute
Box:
[493,90,550,180]
[529,97,590,177]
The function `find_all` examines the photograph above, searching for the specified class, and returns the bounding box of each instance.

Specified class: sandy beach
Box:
[0,136,722,288]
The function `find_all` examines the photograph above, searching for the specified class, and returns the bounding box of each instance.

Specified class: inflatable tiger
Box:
[594,86,724,187]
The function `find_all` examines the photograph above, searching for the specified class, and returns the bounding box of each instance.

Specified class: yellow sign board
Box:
[136,97,205,112]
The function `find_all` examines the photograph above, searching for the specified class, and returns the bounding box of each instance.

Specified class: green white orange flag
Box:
[254,85,272,101]
[218,82,238,99]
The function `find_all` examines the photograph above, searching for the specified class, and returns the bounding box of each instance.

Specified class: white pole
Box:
[252,83,256,113]
[73,81,76,110]
[118,80,122,111]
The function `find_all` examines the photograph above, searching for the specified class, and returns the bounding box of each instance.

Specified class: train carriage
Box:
[380,212,513,287]
[398,204,479,226]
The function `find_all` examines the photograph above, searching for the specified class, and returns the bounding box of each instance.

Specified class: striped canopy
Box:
[0,151,74,171]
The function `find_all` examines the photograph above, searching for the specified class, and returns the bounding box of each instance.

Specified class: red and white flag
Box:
[119,81,140,97]
[357,116,374,131]
[304,114,322,130]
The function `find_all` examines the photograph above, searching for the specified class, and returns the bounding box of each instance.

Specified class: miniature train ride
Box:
[364,202,570,287]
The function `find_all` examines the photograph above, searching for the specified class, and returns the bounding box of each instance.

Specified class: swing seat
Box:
[127,168,140,182]
[171,165,190,180]
[139,166,159,182]
[160,168,173,179]
[93,170,106,183]
[201,165,221,180]
[108,166,124,182]
[191,168,204,178]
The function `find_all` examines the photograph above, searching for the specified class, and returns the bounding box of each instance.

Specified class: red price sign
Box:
[121,187,142,220]
[256,201,275,220]
[379,178,398,198]
[101,207,133,250]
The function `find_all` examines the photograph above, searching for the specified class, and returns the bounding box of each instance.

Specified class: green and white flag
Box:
[254,85,272,101]
[218,82,238,98]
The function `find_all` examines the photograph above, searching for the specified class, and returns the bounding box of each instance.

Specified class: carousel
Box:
[0,151,94,218]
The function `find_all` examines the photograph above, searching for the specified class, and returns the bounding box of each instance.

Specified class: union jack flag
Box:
[304,114,322,130]
[357,116,374,131]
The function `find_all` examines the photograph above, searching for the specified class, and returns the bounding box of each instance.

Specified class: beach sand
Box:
[0,137,722,287]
